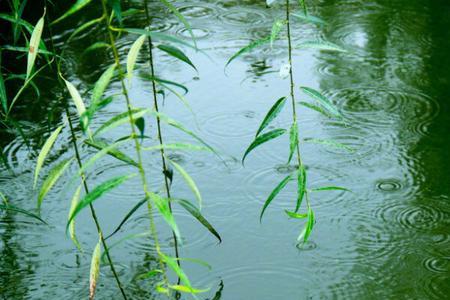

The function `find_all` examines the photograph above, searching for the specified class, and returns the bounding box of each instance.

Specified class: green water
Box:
[1,0,449,299]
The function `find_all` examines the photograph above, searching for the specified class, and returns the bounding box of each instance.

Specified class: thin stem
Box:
[143,0,181,267]
[99,0,170,292]
[43,4,127,297]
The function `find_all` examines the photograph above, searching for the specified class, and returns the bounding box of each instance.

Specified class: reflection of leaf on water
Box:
[211,281,224,300]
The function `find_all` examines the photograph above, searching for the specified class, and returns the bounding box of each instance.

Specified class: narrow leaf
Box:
[297,40,346,52]
[92,65,115,105]
[51,0,93,25]
[0,204,47,224]
[34,125,64,188]
[260,174,293,222]
[311,186,351,192]
[303,138,354,152]
[270,19,285,48]
[288,121,298,164]
[169,285,209,294]
[69,185,82,250]
[173,198,221,243]
[226,37,269,67]
[89,240,101,300]
[0,54,8,113]
[38,158,73,210]
[66,174,136,231]
[298,101,334,118]
[300,86,341,117]
[160,252,191,287]
[295,165,306,212]
[255,96,287,137]
[93,108,149,137]
[27,10,45,80]
[142,143,210,152]
[168,159,202,209]
[127,34,146,81]
[124,28,196,49]
[157,44,197,71]
[106,198,147,239]
[285,210,307,219]
[149,193,181,243]
[63,77,86,117]
[84,138,139,167]
[243,128,286,164]
[292,13,326,25]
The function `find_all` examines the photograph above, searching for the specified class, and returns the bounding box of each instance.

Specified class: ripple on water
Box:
[176,27,211,40]
[178,5,217,18]
[219,10,267,26]
[200,110,257,139]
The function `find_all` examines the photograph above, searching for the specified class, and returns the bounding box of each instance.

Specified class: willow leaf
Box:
[297,40,346,52]
[169,285,209,294]
[127,34,146,81]
[158,0,196,48]
[295,165,306,212]
[124,28,196,49]
[160,252,191,287]
[285,210,307,219]
[51,0,93,25]
[84,138,138,167]
[303,138,354,152]
[226,37,269,67]
[144,75,188,94]
[89,240,101,300]
[300,86,341,117]
[288,120,298,164]
[66,174,136,232]
[168,159,202,209]
[270,19,285,48]
[311,186,351,192]
[38,158,73,210]
[106,197,147,239]
[298,101,334,118]
[0,204,47,224]
[68,185,82,250]
[93,108,149,137]
[157,44,197,71]
[149,192,181,243]
[34,125,64,188]
[0,55,7,113]
[174,198,221,243]
[143,143,209,152]
[63,77,86,117]
[255,96,287,137]
[26,11,45,80]
[243,128,286,164]
[260,174,293,222]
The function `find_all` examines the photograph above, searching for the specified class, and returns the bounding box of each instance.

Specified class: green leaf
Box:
[124,28,196,49]
[297,0,307,15]
[143,143,210,152]
[93,108,149,137]
[298,101,334,118]
[26,10,45,80]
[144,75,188,94]
[303,138,354,152]
[66,16,104,43]
[297,40,346,52]
[260,174,293,222]
[310,186,351,192]
[158,0,197,48]
[89,239,101,300]
[82,96,114,132]
[106,198,147,239]
[168,285,209,294]
[242,128,286,164]
[82,42,110,56]
[288,120,298,164]
[298,206,315,243]
[291,13,326,25]
[68,185,82,250]
[84,138,139,167]
[127,34,146,81]
[157,44,197,71]
[300,86,341,117]
[38,158,73,210]
[149,192,181,243]
[34,125,64,188]
[160,252,191,287]
[66,174,136,232]
[62,77,86,117]
[51,0,93,25]
[0,202,47,224]
[173,198,221,243]
[168,159,202,209]
[0,13,33,33]
[285,210,307,219]
[134,117,145,140]
[226,37,269,67]
[0,54,7,113]
[270,19,285,48]
[295,165,306,212]
[110,0,122,24]
[255,96,287,137]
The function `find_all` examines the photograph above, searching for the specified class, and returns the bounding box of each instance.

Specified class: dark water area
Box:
[1,0,449,299]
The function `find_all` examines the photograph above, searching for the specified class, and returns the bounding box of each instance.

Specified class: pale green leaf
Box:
[226,37,269,67]
[297,40,346,52]
[311,186,351,192]
[303,138,354,152]
[38,158,73,210]
[300,86,341,117]
[260,174,293,222]
[127,34,146,81]
[93,108,149,137]
[68,185,82,250]
[26,11,45,80]
[270,19,285,48]
[169,285,209,294]
[285,210,307,219]
[149,192,181,243]
[89,239,101,300]
[63,77,86,117]
[84,138,139,167]
[168,159,202,209]
[295,165,306,212]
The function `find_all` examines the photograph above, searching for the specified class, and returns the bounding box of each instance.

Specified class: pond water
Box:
[1,0,449,299]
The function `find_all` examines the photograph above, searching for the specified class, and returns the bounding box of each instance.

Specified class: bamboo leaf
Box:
[106,198,147,239]
[168,159,202,209]
[300,86,341,117]
[89,240,101,300]
[157,44,197,71]
[93,108,149,137]
[158,0,197,48]
[51,0,93,25]
[288,121,298,164]
[84,138,139,167]
[243,129,286,164]
[255,96,287,137]
[173,198,221,243]
[68,185,82,250]
[34,125,64,188]
[311,186,351,192]
[38,158,73,210]
[226,37,269,67]
[270,19,285,48]
[127,34,146,81]
[303,138,354,152]
[285,210,307,219]
[297,40,346,52]
[260,174,293,222]
[149,192,181,243]
[66,174,136,232]
[295,165,306,212]
[26,10,45,80]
